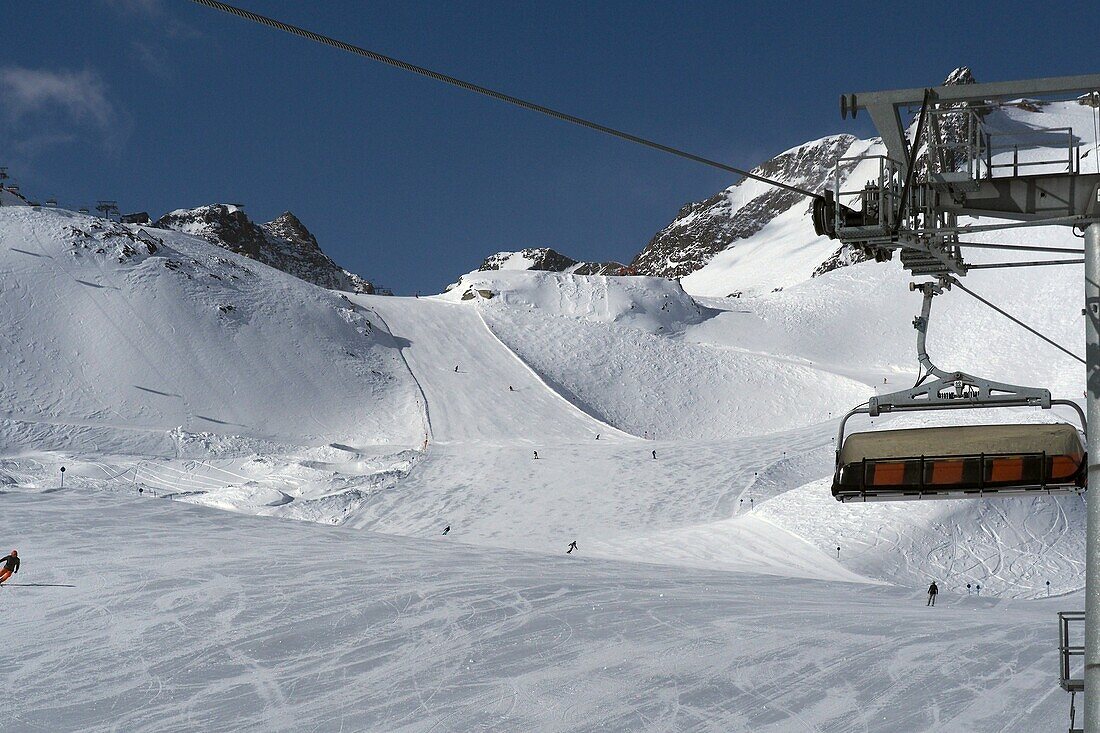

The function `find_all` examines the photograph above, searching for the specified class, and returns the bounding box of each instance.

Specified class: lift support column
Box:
[1087,222,1100,730]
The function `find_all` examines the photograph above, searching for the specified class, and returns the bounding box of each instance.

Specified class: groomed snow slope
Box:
[2,489,1070,733]
[449,270,871,440]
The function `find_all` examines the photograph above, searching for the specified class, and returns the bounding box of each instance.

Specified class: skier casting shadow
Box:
[442,525,450,536]
[927,581,938,606]
[0,550,19,585]
[566,540,577,554]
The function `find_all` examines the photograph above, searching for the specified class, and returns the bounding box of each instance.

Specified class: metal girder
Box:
[845,73,1100,170]
[937,173,1100,221]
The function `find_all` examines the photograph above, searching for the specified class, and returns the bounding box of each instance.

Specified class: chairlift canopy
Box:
[834,422,1085,502]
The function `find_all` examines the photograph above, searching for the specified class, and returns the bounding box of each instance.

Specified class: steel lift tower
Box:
[818,73,1100,730]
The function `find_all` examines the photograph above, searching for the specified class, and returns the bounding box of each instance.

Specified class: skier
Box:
[0,550,19,585]
[927,581,939,606]
[566,540,578,554]
[652,450,657,460]
[442,525,450,536]
[595,434,600,440]
[454,365,459,372]
[509,385,514,392]
[533,450,539,460]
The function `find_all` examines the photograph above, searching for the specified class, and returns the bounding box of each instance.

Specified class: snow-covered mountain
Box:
[628,68,982,295]
[154,204,375,294]
[0,206,419,457]
[2,200,1086,729]
[462,68,984,297]
[632,133,860,283]
[3,67,1095,732]
[478,246,627,275]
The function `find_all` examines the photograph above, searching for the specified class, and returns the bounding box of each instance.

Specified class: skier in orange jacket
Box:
[0,550,19,585]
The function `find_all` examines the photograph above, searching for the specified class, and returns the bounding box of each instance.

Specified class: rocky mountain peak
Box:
[480,248,578,272]
[153,204,374,294]
[943,66,975,86]
[155,204,266,259]
[631,134,858,279]
[477,247,627,277]
[263,211,318,250]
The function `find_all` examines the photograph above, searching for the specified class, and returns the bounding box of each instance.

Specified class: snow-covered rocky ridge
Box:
[628,67,981,295]
[478,246,627,275]
[154,203,375,294]
[0,185,29,207]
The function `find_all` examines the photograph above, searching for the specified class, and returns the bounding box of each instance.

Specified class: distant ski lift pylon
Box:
[832,280,1086,502]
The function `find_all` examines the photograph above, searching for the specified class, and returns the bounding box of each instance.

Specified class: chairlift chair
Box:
[832,280,1086,502]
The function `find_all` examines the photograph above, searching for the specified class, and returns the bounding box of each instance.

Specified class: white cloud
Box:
[0,67,127,160]
[0,67,115,129]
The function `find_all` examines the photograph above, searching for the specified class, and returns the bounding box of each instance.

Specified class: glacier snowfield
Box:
[0,174,1088,732]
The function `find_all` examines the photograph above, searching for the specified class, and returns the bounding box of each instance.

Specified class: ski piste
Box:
[0,10,1093,724]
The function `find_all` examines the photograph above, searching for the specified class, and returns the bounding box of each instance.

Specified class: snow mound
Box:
[443,269,708,334]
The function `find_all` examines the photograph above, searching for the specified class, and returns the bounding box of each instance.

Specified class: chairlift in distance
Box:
[833,279,1086,502]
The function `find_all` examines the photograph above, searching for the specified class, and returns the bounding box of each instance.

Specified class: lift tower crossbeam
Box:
[844,73,1100,174]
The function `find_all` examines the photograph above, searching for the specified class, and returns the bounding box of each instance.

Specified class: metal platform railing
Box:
[1061,611,1085,691]
[1060,611,1085,733]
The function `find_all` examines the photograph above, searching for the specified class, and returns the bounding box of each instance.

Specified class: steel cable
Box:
[189,0,821,199]
[948,277,1085,364]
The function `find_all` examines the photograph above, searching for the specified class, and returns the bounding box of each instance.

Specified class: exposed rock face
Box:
[480,248,578,273]
[812,244,875,277]
[261,212,374,294]
[628,66,982,284]
[120,212,152,225]
[153,205,374,294]
[631,135,859,278]
[478,247,627,276]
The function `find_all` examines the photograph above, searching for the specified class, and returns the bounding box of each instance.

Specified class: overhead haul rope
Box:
[959,241,1085,255]
[948,277,1085,364]
[189,0,821,200]
[967,259,1084,269]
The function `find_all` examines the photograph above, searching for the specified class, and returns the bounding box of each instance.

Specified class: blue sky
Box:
[3,1,1097,293]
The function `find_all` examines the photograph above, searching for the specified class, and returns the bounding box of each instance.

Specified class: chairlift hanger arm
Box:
[867,280,1078,418]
